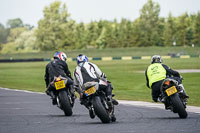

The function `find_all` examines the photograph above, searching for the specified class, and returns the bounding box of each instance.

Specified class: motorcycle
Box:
[50,76,75,116]
[159,78,188,118]
[81,80,116,123]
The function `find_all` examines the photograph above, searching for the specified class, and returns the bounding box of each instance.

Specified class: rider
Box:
[145,55,189,102]
[45,52,74,105]
[73,54,118,116]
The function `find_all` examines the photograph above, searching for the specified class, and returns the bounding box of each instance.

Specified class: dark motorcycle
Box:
[159,78,187,118]
[81,81,116,123]
[50,76,75,116]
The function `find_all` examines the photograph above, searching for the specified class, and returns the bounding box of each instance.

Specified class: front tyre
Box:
[58,91,73,116]
[170,93,187,118]
[92,96,111,123]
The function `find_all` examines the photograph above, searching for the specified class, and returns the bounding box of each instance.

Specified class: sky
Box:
[0,0,200,27]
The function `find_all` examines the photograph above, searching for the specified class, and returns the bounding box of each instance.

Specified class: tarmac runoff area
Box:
[1,87,200,114]
[1,87,200,133]
[137,69,200,73]
[175,69,200,73]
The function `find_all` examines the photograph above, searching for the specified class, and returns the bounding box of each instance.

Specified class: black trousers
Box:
[151,80,164,102]
[99,82,113,96]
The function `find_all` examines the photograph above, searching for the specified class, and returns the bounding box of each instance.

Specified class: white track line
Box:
[0,87,45,95]
[1,87,200,113]
[118,100,200,113]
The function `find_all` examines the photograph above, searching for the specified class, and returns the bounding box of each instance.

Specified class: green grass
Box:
[0,58,200,106]
[0,46,200,59]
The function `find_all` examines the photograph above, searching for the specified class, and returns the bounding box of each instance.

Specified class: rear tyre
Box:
[58,91,73,116]
[170,93,187,118]
[92,96,111,123]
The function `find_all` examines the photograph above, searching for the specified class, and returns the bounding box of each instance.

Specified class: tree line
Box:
[0,0,200,53]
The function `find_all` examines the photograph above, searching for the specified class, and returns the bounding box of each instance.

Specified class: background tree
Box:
[73,23,87,49]
[7,27,27,42]
[103,21,117,48]
[2,0,200,54]
[193,12,200,46]
[15,29,37,52]
[58,20,76,49]
[163,13,177,46]
[131,18,142,47]
[0,23,9,48]
[85,22,99,48]
[136,0,161,46]
[7,18,23,28]
[121,19,135,47]
[117,19,129,47]
[96,27,107,49]
[35,1,71,51]
[175,13,191,46]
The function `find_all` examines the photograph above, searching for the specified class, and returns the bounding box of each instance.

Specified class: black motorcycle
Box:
[81,81,116,123]
[159,78,187,118]
[50,76,75,116]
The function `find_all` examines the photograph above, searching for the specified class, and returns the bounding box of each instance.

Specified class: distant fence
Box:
[0,55,199,63]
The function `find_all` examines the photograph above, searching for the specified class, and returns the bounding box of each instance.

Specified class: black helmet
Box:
[151,55,162,64]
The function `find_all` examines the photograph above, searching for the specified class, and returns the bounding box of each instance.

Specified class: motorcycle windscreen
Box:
[55,80,66,90]
[165,86,177,96]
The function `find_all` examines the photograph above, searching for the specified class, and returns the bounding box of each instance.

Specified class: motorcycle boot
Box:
[164,101,171,110]
[107,95,119,106]
[111,114,116,122]
[46,90,57,105]
[106,84,119,105]
[88,106,95,119]
[178,84,189,99]
[158,96,170,110]
[112,99,119,105]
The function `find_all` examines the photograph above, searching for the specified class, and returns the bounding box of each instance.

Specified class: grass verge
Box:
[0,58,200,106]
[0,46,200,59]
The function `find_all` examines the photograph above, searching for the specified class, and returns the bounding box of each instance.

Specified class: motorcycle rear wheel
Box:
[170,93,187,118]
[58,91,73,116]
[92,96,111,123]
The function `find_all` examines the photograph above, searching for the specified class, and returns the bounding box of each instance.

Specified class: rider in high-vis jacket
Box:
[73,54,118,106]
[145,55,189,102]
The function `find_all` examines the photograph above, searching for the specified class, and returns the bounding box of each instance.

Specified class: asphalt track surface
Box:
[0,88,200,133]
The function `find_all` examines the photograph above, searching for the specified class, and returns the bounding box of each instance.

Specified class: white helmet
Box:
[76,54,88,65]
[53,52,67,61]
[151,55,162,64]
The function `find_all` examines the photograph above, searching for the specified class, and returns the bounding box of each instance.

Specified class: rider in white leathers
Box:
[73,54,118,105]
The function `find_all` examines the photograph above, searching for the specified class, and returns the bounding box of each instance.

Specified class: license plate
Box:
[165,86,177,96]
[84,86,96,96]
[55,80,65,90]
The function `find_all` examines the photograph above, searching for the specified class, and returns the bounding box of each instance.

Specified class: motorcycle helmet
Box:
[76,54,88,65]
[54,52,67,61]
[151,55,162,64]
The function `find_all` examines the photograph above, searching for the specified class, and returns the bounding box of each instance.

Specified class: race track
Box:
[0,88,200,133]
